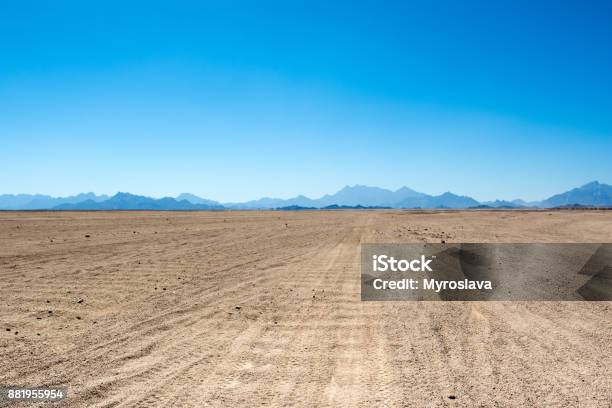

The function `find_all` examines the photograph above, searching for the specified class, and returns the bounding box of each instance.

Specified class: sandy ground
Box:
[0,210,611,407]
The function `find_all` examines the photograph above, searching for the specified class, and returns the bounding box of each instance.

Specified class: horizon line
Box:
[0,180,607,204]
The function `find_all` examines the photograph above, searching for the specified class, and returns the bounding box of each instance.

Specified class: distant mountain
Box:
[53,193,225,210]
[0,193,108,210]
[2,181,611,211]
[176,193,222,207]
[429,192,480,209]
[233,182,611,209]
[541,181,612,208]
[395,192,480,209]
[316,185,426,207]
[225,195,317,210]
[511,199,531,207]
[227,185,428,209]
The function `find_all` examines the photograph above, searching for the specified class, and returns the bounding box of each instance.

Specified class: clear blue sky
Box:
[1,0,611,202]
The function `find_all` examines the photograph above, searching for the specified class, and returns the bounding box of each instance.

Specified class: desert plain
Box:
[0,210,611,407]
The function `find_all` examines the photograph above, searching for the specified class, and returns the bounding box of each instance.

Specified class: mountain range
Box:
[1,181,611,210]
[0,192,110,210]
[52,192,225,211]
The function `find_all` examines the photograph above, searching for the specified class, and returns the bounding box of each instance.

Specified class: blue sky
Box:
[1,0,611,202]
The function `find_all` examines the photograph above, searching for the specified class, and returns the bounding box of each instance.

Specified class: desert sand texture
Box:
[0,210,611,407]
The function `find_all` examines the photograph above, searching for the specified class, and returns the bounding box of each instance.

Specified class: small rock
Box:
[5,328,10,332]
[235,306,241,310]
[76,317,81,320]
[85,234,91,238]
[448,395,456,400]
[77,299,84,304]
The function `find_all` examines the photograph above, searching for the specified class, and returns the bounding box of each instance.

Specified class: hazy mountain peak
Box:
[176,193,220,206]
[395,186,417,193]
[177,193,202,201]
[581,180,600,188]
[542,181,612,207]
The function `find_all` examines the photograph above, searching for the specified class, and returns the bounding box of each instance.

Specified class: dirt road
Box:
[0,211,610,407]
